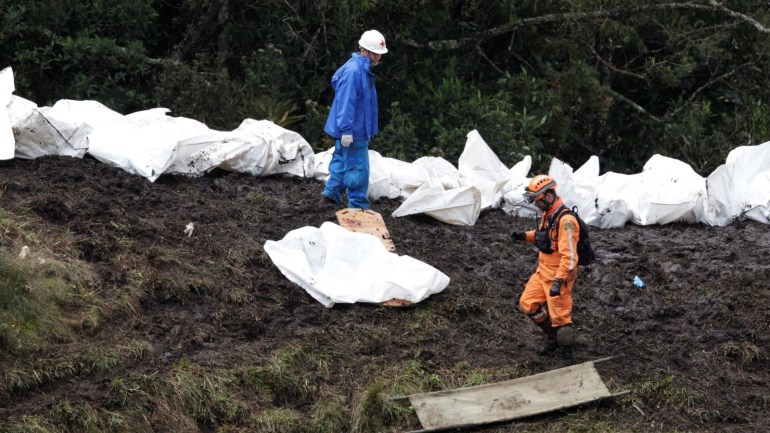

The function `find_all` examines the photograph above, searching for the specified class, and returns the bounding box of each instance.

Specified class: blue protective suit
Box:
[322,53,379,209]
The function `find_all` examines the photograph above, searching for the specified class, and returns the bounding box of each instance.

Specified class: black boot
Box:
[557,325,576,364]
[537,326,559,356]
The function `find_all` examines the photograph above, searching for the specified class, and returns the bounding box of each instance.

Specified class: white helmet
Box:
[359,30,388,54]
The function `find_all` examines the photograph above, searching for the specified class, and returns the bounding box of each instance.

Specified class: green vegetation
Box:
[2,0,769,174]
[0,209,97,355]
[2,1,770,431]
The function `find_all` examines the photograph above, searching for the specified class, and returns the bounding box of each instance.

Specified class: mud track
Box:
[1,155,768,431]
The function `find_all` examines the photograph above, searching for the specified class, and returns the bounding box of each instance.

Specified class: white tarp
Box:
[511,143,770,228]
[263,222,450,307]
[391,156,483,225]
[40,99,125,159]
[0,67,15,160]
[700,142,770,226]
[168,118,315,178]
[546,155,706,228]
[87,107,214,181]
[458,129,512,209]
[8,96,315,182]
[3,62,770,228]
[9,96,72,159]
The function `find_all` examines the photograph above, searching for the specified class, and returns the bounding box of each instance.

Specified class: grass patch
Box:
[0,254,46,353]
[351,381,409,433]
[1,339,154,398]
[0,208,101,356]
[717,341,763,365]
[310,394,350,432]
[388,359,526,398]
[244,345,329,406]
[0,415,59,432]
[108,359,246,429]
[166,357,245,424]
[636,374,713,421]
[250,408,306,433]
[49,400,102,433]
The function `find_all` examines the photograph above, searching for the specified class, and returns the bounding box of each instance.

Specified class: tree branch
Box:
[606,88,663,123]
[399,2,770,50]
[582,41,646,81]
[475,44,505,76]
[709,1,770,33]
[669,61,756,117]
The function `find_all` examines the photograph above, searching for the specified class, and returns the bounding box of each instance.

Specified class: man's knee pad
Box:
[557,324,575,347]
[528,303,550,325]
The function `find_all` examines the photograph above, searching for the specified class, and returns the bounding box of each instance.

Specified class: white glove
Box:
[341,134,353,147]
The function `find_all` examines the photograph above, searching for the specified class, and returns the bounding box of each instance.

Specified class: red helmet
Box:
[523,175,557,204]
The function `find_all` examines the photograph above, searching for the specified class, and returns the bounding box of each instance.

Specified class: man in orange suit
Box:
[510,175,579,362]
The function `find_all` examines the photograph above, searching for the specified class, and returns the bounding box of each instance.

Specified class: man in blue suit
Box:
[321,30,388,209]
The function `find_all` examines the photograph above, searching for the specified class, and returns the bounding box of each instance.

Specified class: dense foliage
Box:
[2,0,769,174]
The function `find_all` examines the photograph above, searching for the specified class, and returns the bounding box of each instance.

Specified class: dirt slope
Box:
[1,155,768,432]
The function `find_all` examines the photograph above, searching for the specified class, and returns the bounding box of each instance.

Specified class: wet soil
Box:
[1,155,769,432]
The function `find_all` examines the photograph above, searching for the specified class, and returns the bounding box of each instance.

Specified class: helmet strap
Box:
[539,190,556,211]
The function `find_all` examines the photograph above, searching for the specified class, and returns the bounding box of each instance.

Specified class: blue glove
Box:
[549,279,563,297]
[341,134,353,147]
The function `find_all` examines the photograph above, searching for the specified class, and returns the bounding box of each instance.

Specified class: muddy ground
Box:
[0,155,769,432]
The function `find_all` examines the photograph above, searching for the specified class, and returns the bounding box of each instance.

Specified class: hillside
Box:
[1,155,768,432]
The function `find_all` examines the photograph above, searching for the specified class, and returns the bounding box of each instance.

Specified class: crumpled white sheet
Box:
[529,143,770,228]
[314,131,511,225]
[263,222,450,307]
[168,118,315,178]
[700,142,770,226]
[0,67,16,160]
[5,62,769,228]
[8,96,315,182]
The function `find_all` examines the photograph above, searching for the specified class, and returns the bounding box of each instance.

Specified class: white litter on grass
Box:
[18,245,29,259]
[184,223,194,237]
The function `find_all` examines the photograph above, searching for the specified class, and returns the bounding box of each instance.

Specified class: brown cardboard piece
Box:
[335,208,411,307]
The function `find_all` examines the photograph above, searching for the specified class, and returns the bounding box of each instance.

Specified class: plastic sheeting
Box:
[263,222,450,307]
[565,155,706,228]
[391,157,483,225]
[10,97,87,159]
[701,143,770,226]
[537,143,770,228]
[4,64,770,228]
[313,132,511,226]
[9,98,316,182]
[0,67,15,160]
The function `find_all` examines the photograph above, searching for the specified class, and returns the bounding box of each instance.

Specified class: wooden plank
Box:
[335,208,396,252]
[402,359,628,432]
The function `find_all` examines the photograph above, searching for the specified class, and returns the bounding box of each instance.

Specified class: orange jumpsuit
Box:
[518,197,580,327]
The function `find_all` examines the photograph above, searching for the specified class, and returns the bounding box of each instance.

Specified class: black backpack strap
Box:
[548,204,569,227]
[552,205,580,242]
